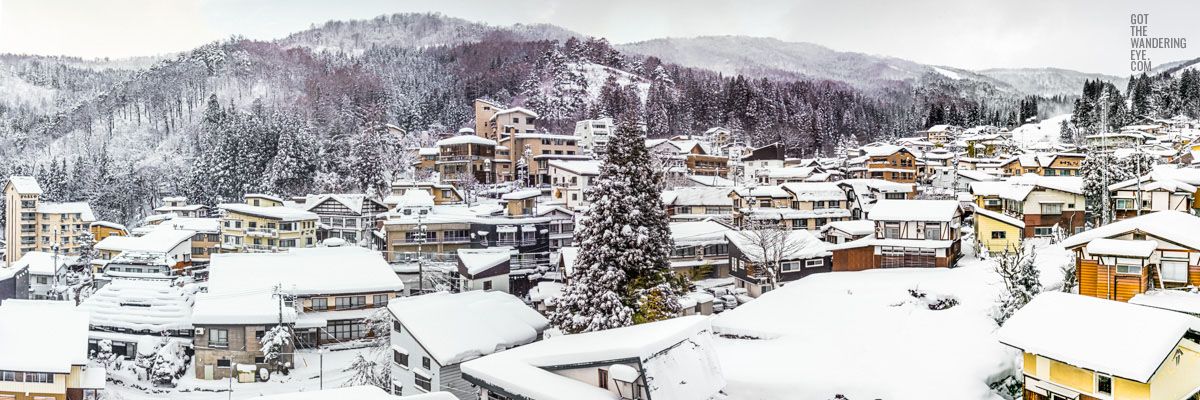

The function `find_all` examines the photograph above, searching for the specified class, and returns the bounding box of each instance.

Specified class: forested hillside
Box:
[0,13,1039,227]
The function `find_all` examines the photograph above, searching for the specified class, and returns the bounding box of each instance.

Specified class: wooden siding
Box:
[832,246,876,272]
[438,364,474,400]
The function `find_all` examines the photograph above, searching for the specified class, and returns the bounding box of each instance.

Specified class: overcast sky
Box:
[1,0,1196,76]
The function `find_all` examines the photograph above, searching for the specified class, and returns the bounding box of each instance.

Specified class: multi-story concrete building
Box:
[474,98,539,142]
[498,133,581,184]
[5,176,96,267]
[548,159,601,210]
[435,135,497,186]
[573,117,613,156]
[218,194,319,253]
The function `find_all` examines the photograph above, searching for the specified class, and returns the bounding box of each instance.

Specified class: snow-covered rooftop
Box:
[7,175,42,194]
[821,219,876,235]
[548,159,601,176]
[998,291,1199,383]
[394,189,435,209]
[1059,210,1200,251]
[662,187,733,206]
[868,199,959,222]
[501,188,542,200]
[437,135,498,148]
[780,182,845,201]
[457,247,512,276]
[972,204,1025,228]
[220,203,318,221]
[12,251,77,275]
[153,217,220,234]
[1130,290,1200,315]
[95,228,194,254]
[77,278,196,332]
[207,246,404,296]
[461,315,723,400]
[36,201,95,220]
[725,229,829,263]
[192,290,298,325]
[1085,238,1158,258]
[0,300,89,372]
[671,220,733,246]
[388,291,548,366]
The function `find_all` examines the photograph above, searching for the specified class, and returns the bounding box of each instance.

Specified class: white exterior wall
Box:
[573,118,613,155]
[460,274,510,293]
[744,159,785,184]
[1023,189,1085,216]
[390,325,443,396]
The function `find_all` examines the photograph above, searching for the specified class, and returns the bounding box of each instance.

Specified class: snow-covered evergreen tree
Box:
[259,325,292,373]
[549,112,686,333]
[1081,153,1123,226]
[993,244,1042,325]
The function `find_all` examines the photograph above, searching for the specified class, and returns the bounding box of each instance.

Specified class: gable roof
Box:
[972,204,1024,229]
[0,300,89,372]
[461,315,723,400]
[998,291,1199,383]
[5,176,42,194]
[388,291,548,366]
[1059,210,1200,251]
[868,200,960,222]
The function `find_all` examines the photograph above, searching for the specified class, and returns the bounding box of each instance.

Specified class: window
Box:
[393,320,402,332]
[671,247,696,258]
[422,356,431,369]
[805,259,824,268]
[415,374,432,391]
[704,243,728,256]
[209,329,228,347]
[483,281,493,291]
[1033,227,1054,236]
[1040,203,1063,215]
[991,231,1006,239]
[884,223,900,239]
[394,350,409,367]
[255,356,265,364]
[1116,264,1143,274]
[781,261,801,272]
[336,296,366,310]
[1115,198,1134,210]
[373,294,389,307]
[312,298,328,310]
[1162,260,1189,282]
[325,320,366,340]
[217,359,231,368]
[885,192,905,200]
[1096,374,1112,395]
[923,225,941,239]
[598,369,609,389]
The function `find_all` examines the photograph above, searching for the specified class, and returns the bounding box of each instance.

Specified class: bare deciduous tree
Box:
[736,220,806,291]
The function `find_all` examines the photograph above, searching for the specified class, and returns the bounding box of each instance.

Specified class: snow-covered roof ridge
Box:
[12,251,78,275]
[971,204,1024,228]
[0,300,89,372]
[868,199,960,222]
[461,315,723,400]
[501,188,542,200]
[219,202,318,221]
[388,291,548,366]
[1059,210,1200,251]
[671,219,734,246]
[780,182,846,201]
[457,247,512,276]
[726,229,830,262]
[547,159,601,176]
[6,175,42,194]
[77,278,196,332]
[662,187,734,206]
[436,135,498,147]
[998,291,1199,383]
[95,228,194,254]
[206,246,404,296]
[36,201,96,221]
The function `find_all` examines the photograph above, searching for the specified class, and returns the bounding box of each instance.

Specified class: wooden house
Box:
[829,199,962,271]
[1059,210,1200,302]
[726,229,831,298]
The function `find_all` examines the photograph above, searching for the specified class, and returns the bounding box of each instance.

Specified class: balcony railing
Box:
[246,227,278,237]
[438,155,483,163]
[244,244,279,252]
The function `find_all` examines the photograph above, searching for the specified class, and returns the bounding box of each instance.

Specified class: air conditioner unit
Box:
[195,327,205,335]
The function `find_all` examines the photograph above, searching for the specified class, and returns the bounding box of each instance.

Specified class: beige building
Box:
[5,176,96,268]
[218,194,318,253]
[499,133,582,184]
[474,99,539,142]
[0,300,105,400]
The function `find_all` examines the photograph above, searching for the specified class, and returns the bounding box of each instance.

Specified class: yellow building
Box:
[219,195,318,253]
[4,176,96,268]
[999,292,1200,400]
[972,204,1024,254]
[0,300,105,400]
[89,221,128,241]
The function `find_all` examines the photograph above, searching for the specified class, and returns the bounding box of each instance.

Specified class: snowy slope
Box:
[977,68,1125,97]
[570,62,650,102]
[712,242,1069,400]
[1010,114,1071,148]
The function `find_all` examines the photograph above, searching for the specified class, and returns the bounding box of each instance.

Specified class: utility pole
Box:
[415,213,427,295]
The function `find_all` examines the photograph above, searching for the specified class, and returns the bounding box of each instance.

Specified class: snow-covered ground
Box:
[105,343,378,400]
[1010,114,1070,148]
[712,240,1070,400]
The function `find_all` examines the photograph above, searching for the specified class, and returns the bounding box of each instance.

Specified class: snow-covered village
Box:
[2,1,1200,400]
